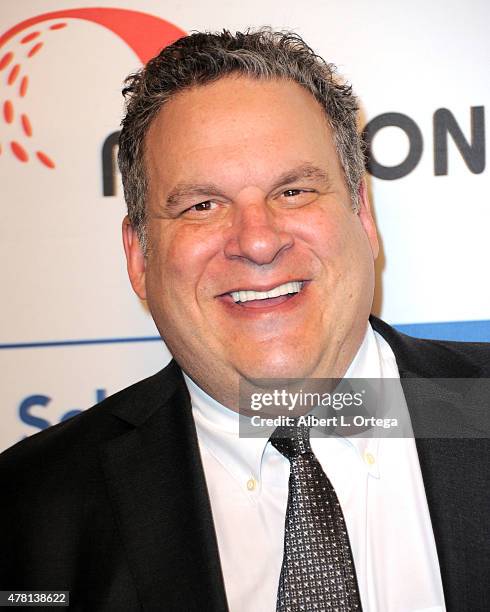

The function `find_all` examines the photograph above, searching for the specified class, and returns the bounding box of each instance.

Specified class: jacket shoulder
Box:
[0,360,180,480]
[370,315,490,377]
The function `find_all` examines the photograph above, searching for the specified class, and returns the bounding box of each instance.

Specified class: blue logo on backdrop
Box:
[19,388,107,433]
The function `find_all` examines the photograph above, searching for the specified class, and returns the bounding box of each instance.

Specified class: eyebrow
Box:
[269,163,331,192]
[164,163,331,210]
[166,183,225,210]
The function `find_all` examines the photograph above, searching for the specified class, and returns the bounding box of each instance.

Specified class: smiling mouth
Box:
[223,280,306,309]
[230,280,304,303]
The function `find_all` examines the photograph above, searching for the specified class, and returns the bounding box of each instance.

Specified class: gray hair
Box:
[118,28,364,253]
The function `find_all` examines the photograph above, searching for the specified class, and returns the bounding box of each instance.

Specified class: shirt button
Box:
[246,478,257,491]
[365,452,376,465]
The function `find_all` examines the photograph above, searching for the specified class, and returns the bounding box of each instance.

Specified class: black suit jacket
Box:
[1,317,489,611]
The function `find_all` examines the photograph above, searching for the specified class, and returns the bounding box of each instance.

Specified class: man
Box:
[1,29,489,612]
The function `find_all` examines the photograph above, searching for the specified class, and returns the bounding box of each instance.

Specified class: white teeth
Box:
[230,281,304,303]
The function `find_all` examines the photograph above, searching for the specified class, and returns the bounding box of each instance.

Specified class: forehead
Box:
[144,75,342,191]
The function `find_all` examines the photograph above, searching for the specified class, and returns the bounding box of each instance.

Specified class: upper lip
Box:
[216,279,308,297]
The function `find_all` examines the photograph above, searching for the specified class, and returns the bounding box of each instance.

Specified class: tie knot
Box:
[270,424,312,459]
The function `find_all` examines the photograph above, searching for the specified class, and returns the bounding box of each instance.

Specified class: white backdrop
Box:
[1,0,489,451]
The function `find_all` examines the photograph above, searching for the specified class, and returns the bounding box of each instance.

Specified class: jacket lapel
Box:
[100,361,229,611]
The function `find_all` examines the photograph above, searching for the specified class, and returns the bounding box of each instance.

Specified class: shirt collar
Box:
[186,373,267,486]
[186,322,402,485]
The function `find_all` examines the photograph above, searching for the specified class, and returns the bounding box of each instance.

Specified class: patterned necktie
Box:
[270,424,362,612]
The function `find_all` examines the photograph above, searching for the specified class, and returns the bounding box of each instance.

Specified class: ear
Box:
[122,216,147,300]
[357,179,379,259]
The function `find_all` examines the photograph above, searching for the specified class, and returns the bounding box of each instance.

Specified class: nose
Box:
[224,198,294,265]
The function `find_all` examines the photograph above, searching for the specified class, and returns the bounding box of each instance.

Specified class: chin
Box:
[237,351,316,381]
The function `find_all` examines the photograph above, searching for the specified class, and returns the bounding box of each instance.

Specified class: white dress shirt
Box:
[185,324,446,612]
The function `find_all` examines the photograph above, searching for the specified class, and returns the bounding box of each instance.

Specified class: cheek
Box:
[148,223,221,295]
[293,208,373,284]
[293,209,349,259]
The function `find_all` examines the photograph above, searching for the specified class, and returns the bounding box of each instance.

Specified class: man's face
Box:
[124,76,378,407]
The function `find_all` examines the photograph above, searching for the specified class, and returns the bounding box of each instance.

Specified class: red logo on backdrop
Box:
[0,8,185,168]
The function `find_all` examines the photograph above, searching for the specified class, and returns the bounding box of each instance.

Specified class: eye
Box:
[185,200,218,213]
[277,188,318,207]
[283,189,305,197]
